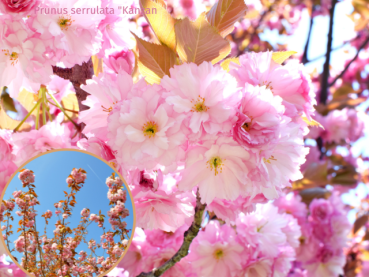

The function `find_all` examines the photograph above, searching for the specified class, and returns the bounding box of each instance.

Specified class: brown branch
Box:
[302,8,314,64]
[306,35,363,64]
[52,59,94,112]
[136,190,207,277]
[319,0,338,105]
[328,36,369,88]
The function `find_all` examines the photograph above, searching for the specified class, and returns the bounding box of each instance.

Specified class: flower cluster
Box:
[275,193,351,277]
[80,52,312,231]
[1,0,367,276]
[1,168,131,276]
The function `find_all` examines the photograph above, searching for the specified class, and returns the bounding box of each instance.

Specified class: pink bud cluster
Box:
[18,169,35,184]
[66,168,87,185]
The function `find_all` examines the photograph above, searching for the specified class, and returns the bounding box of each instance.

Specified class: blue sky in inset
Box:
[1,150,134,262]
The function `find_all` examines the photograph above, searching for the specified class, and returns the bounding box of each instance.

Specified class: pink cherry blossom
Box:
[229,51,316,120]
[238,258,273,277]
[134,189,194,232]
[12,121,73,166]
[129,169,162,192]
[30,0,105,67]
[304,245,345,277]
[309,198,333,224]
[0,161,17,193]
[310,108,367,143]
[0,129,14,162]
[19,169,35,184]
[161,62,241,137]
[254,122,309,199]
[236,203,289,257]
[79,70,141,139]
[104,48,135,75]
[178,136,253,204]
[233,84,287,149]
[207,194,268,224]
[273,193,308,225]
[0,0,40,15]
[107,84,187,171]
[96,0,136,58]
[187,220,244,276]
[0,16,52,97]
[77,136,116,161]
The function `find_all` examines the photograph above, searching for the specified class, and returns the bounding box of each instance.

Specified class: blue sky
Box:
[2,150,134,262]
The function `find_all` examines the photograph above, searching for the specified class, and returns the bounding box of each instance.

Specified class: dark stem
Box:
[306,34,363,64]
[136,191,207,277]
[320,0,338,105]
[52,59,94,112]
[302,7,314,64]
[328,36,369,87]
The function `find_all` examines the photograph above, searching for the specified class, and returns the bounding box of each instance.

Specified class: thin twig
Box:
[137,190,206,277]
[306,35,363,64]
[302,7,315,64]
[328,36,369,88]
[319,0,338,105]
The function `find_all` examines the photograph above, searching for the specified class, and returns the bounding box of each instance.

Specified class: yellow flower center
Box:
[263,155,277,164]
[257,221,268,232]
[142,121,158,138]
[213,249,224,259]
[242,116,254,131]
[206,156,224,176]
[261,81,273,91]
[101,101,118,114]
[191,96,209,112]
[2,50,19,65]
[58,15,74,30]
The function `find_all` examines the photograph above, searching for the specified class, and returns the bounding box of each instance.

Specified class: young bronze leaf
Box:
[139,0,177,52]
[175,13,231,65]
[206,0,248,37]
[271,51,297,64]
[133,33,178,85]
[353,215,369,234]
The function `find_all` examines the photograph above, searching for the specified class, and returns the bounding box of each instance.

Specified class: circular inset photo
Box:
[0,149,135,277]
